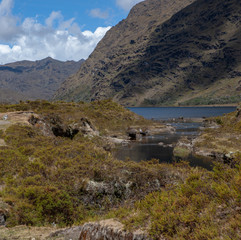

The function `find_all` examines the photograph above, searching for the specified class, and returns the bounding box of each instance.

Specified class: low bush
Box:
[111,162,241,239]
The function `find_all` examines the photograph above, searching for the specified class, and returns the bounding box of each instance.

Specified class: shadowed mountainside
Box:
[0,57,84,104]
[54,0,196,105]
[55,0,241,106]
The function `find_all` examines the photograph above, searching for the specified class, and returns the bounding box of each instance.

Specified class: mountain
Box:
[0,57,84,104]
[55,0,241,106]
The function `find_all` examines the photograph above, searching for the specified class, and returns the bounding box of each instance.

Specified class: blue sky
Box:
[0,0,144,64]
[12,0,126,32]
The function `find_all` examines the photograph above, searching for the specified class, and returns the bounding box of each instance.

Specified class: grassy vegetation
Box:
[108,160,241,239]
[213,108,241,132]
[194,106,241,156]
[0,99,150,134]
[0,100,240,239]
[0,100,181,228]
[104,106,241,239]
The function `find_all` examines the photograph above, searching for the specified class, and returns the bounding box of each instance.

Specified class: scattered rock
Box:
[158,142,164,146]
[127,127,150,140]
[158,142,174,148]
[0,139,6,147]
[2,115,8,120]
[208,151,237,167]
[139,128,148,136]
[48,226,82,240]
[202,119,220,129]
[102,136,129,151]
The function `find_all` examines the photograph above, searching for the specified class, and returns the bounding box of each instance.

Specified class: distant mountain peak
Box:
[0,57,84,104]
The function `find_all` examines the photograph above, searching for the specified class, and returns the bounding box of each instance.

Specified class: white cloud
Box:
[0,0,20,42]
[0,0,111,64]
[45,11,62,27]
[0,0,13,15]
[89,8,109,19]
[116,0,144,11]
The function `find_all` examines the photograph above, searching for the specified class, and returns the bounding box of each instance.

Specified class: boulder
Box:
[0,210,6,226]
[79,118,99,137]
[79,219,150,240]
[127,128,138,140]
[48,226,83,240]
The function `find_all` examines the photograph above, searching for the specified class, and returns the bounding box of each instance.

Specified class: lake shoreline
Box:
[131,104,238,108]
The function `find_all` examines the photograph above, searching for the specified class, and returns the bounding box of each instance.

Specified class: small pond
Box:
[114,107,237,170]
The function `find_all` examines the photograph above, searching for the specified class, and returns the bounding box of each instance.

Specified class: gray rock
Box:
[48,226,82,240]
[79,219,150,240]
[127,128,138,140]
[0,210,6,226]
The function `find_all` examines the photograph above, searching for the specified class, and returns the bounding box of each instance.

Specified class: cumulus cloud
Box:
[89,8,109,19]
[45,11,62,27]
[0,0,20,42]
[0,0,111,64]
[116,0,144,11]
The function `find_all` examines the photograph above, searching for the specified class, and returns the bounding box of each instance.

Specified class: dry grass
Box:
[0,226,56,240]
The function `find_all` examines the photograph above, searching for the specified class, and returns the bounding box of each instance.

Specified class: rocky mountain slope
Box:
[55,0,241,106]
[0,57,84,103]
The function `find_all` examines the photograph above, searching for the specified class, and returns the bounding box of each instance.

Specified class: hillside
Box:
[0,100,180,230]
[109,106,241,239]
[0,103,240,239]
[55,0,241,106]
[0,57,84,104]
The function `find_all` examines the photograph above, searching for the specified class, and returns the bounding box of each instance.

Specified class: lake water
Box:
[115,107,237,169]
[128,106,236,120]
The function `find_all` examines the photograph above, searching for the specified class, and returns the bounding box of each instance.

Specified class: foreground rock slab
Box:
[79,219,150,240]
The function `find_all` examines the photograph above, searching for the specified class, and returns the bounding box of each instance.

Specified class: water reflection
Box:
[114,122,213,170]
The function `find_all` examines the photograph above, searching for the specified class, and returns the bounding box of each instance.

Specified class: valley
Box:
[0,0,240,239]
[0,101,240,239]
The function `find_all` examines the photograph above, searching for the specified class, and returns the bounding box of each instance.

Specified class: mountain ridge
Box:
[54,0,196,105]
[0,57,84,104]
[55,0,241,106]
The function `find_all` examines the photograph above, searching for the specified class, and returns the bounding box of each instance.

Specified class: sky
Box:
[0,0,144,64]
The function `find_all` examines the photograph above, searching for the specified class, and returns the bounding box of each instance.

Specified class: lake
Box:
[128,106,237,120]
[115,106,237,169]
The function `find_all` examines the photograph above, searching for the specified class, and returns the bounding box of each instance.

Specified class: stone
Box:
[48,226,83,240]
[78,219,150,240]
[127,128,138,140]
[79,118,99,137]
[0,210,6,226]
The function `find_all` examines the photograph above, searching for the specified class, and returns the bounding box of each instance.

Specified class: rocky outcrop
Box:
[79,219,150,240]
[29,114,99,139]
